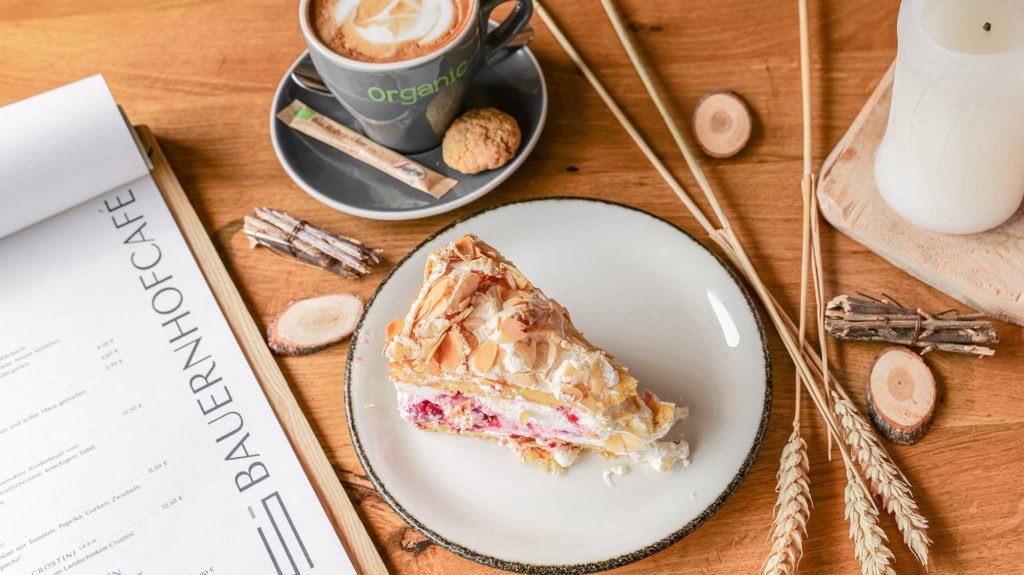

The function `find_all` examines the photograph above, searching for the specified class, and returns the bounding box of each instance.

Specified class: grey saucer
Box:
[270,50,547,221]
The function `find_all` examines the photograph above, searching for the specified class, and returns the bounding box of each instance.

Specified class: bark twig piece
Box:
[825,295,997,356]
[243,207,381,278]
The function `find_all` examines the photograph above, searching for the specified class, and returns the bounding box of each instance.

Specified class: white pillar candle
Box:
[875,0,1024,234]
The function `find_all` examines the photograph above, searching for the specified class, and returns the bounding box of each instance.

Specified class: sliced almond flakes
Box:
[452,235,477,260]
[619,432,646,451]
[415,275,454,324]
[389,341,413,361]
[515,339,536,368]
[589,366,606,396]
[603,434,627,454]
[421,330,448,364]
[462,315,485,332]
[437,330,467,371]
[385,318,404,340]
[534,339,558,371]
[449,305,475,326]
[447,273,481,314]
[498,317,528,343]
[560,385,584,402]
[470,339,499,373]
[462,329,479,350]
[508,268,532,290]
[509,372,534,388]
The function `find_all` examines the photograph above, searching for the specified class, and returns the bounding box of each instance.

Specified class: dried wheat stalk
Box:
[770,299,934,567]
[795,0,834,463]
[763,422,812,575]
[536,7,928,574]
[562,0,872,495]
[844,463,897,575]
[833,390,932,568]
[763,7,824,574]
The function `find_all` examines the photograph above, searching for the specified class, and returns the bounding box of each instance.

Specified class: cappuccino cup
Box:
[299,0,534,153]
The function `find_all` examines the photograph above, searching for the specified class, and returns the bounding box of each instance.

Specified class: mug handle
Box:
[480,0,534,62]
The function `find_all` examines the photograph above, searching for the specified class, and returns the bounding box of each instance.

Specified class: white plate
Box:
[346,198,771,573]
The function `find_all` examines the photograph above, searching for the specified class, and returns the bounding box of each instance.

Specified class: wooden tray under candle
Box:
[817,62,1024,327]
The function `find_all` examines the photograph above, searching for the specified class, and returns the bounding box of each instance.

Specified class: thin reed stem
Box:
[537,0,876,498]
[796,0,833,459]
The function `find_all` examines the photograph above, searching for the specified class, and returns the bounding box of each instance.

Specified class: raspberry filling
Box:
[559,406,580,425]
[407,398,444,422]
[397,391,587,443]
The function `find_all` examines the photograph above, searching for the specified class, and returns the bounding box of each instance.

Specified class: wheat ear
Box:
[832,390,932,568]
[843,450,897,575]
[763,421,812,575]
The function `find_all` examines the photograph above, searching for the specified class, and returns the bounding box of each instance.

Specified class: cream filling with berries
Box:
[393,381,689,470]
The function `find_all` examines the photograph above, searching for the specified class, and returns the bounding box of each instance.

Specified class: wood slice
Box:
[692,90,752,158]
[268,293,363,356]
[866,347,936,445]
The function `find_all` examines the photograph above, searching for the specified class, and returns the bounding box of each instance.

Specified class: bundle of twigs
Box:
[826,294,997,356]
[535,2,932,572]
[243,207,381,278]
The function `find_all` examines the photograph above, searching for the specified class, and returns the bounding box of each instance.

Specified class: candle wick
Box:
[983,22,992,32]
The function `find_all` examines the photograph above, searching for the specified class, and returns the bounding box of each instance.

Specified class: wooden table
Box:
[3,1,1022,573]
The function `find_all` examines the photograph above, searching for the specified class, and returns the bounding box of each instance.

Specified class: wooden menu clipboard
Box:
[134,125,387,575]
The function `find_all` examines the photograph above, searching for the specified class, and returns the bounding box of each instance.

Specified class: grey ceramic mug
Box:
[299,0,533,153]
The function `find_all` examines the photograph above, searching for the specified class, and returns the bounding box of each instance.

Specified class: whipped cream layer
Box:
[397,382,603,447]
[396,387,581,468]
[396,384,688,471]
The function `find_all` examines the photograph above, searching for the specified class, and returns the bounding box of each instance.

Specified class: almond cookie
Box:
[442,108,521,174]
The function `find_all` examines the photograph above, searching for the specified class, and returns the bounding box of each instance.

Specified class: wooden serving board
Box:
[138,126,388,575]
[817,63,1024,327]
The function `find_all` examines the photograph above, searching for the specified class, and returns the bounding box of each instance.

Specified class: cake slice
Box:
[383,234,688,473]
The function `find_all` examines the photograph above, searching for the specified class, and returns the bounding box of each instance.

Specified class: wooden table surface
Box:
[3,0,1023,573]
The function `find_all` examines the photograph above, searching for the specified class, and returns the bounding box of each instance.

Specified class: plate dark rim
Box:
[269,49,548,221]
[344,197,773,574]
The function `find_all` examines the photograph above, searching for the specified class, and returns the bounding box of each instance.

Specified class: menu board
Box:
[0,76,358,575]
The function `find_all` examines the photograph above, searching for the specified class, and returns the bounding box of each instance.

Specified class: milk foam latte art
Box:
[313,0,472,63]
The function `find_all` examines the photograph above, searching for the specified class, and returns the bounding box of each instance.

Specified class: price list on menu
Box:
[0,78,357,574]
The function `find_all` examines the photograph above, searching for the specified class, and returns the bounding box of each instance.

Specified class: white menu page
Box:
[0,77,358,575]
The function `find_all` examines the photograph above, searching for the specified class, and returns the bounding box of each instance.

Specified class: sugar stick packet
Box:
[277,100,457,199]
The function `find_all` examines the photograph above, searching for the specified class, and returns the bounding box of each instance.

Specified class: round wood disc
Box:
[692,91,752,159]
[866,347,936,445]
[268,293,363,356]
